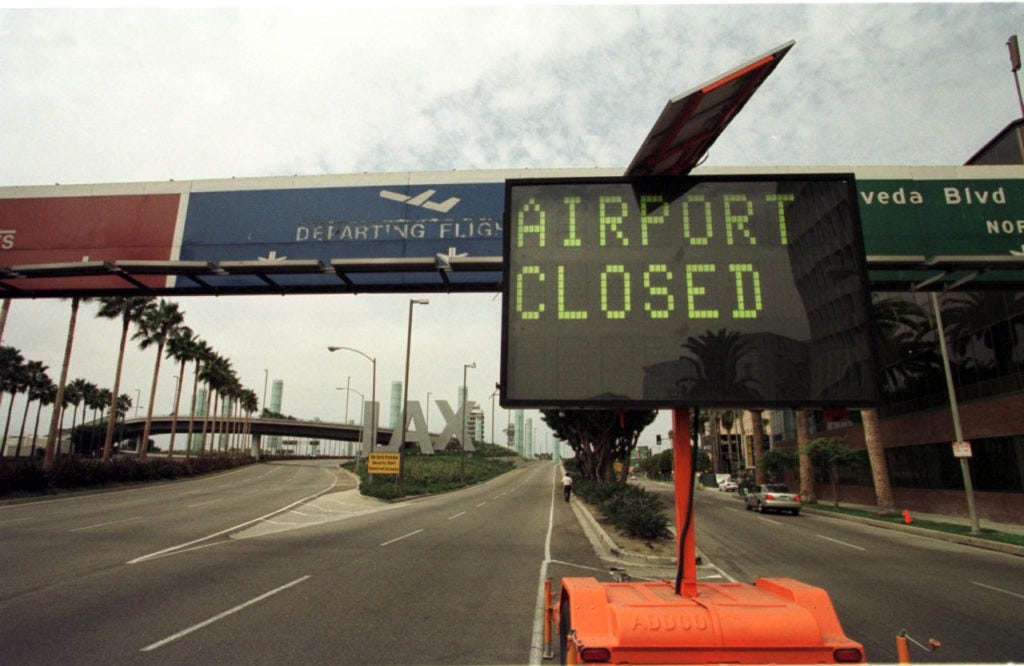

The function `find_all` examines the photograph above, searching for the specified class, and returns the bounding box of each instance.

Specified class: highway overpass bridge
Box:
[111,415,398,457]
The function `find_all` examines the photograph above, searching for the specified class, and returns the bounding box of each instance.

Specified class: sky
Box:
[1,3,1022,455]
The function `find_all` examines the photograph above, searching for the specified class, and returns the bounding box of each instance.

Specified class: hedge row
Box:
[0,455,254,497]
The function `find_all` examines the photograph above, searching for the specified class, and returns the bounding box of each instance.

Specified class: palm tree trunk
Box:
[44,298,79,470]
[861,407,897,515]
[102,316,131,461]
[3,395,17,457]
[185,365,200,458]
[796,409,814,502]
[15,394,32,458]
[200,386,214,454]
[750,409,765,485]
[31,401,43,458]
[138,342,165,462]
[168,359,186,457]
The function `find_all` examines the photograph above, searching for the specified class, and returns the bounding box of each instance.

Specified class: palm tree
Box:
[0,298,11,343]
[113,393,132,451]
[185,340,214,457]
[133,299,185,460]
[750,409,766,485]
[96,296,155,461]
[860,295,935,516]
[54,381,80,458]
[1,354,28,457]
[63,378,90,456]
[165,326,201,457]
[0,345,24,421]
[796,409,814,502]
[198,353,232,454]
[208,362,238,454]
[14,361,48,458]
[44,297,83,470]
[239,388,259,456]
[678,328,759,402]
[28,379,57,459]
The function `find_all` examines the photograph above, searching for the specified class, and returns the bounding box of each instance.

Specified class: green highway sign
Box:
[857,175,1024,257]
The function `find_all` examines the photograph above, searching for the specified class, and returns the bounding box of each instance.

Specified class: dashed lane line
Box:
[140,576,311,652]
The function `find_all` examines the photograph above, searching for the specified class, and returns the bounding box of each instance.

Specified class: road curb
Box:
[801,506,1024,558]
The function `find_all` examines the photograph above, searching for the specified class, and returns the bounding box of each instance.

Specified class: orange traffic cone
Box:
[903,509,912,524]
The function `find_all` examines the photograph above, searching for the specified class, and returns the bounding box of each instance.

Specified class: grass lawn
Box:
[807,503,1024,548]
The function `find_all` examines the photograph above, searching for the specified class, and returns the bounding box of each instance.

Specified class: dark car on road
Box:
[744,483,802,515]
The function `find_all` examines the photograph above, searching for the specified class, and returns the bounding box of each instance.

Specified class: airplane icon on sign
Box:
[379,189,460,213]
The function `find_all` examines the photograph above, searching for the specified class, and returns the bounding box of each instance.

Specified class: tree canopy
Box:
[541,408,657,483]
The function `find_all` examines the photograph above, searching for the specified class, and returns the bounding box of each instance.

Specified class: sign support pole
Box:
[930,292,981,534]
[672,407,698,597]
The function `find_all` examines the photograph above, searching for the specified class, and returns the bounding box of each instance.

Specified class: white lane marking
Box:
[140,576,311,652]
[70,516,142,532]
[187,499,223,508]
[529,464,557,666]
[757,516,782,526]
[816,534,866,551]
[380,528,423,546]
[448,511,467,520]
[971,581,1024,600]
[476,501,487,507]
[127,474,342,564]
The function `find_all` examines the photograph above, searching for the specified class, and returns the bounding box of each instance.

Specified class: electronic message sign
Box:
[500,175,879,408]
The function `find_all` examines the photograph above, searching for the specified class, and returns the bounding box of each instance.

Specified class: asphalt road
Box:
[4,460,1021,664]
[669,484,1024,664]
[1,459,611,665]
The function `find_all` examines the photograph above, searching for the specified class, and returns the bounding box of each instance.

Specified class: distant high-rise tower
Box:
[190,387,208,452]
[514,410,524,456]
[525,417,534,459]
[389,381,402,428]
[469,406,484,444]
[267,380,283,451]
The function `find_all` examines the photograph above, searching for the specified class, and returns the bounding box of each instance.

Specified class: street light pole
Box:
[328,346,377,477]
[398,299,429,496]
[930,292,981,534]
[461,361,476,484]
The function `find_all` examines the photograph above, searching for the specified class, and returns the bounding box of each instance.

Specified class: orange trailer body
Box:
[559,576,865,664]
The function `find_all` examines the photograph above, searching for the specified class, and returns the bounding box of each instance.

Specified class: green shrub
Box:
[0,454,254,496]
[572,478,671,541]
[355,454,514,500]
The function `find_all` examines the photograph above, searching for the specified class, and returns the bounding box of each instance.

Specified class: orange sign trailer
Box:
[557,408,865,664]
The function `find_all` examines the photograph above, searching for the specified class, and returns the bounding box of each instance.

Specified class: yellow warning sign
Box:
[368,452,401,475]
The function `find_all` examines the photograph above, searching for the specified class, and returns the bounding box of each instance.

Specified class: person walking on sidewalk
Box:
[561,472,573,502]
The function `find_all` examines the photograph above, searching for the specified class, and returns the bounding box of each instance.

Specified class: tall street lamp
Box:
[328,346,377,476]
[461,361,476,483]
[398,298,429,496]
